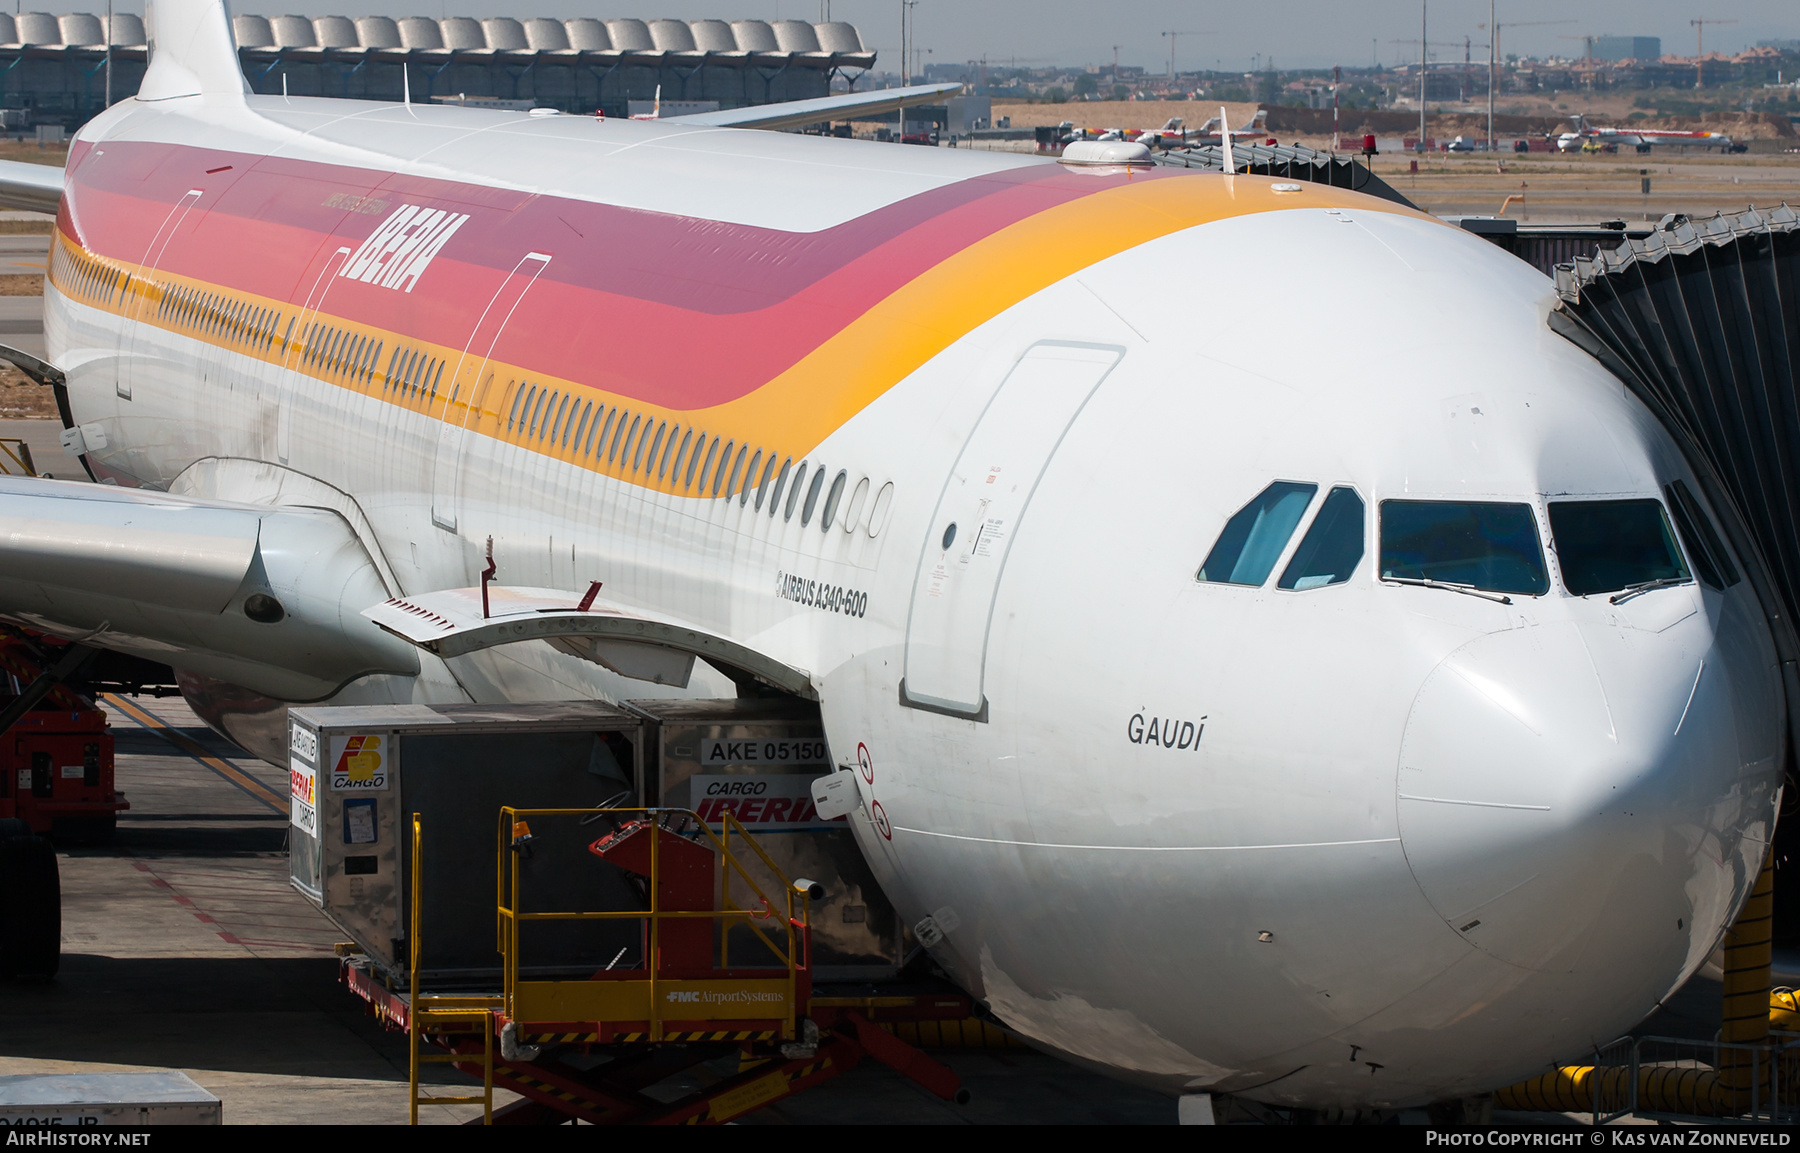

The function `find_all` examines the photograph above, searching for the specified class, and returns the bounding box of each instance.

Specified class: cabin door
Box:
[117,188,203,402]
[430,251,551,533]
[901,342,1121,720]
[276,245,353,464]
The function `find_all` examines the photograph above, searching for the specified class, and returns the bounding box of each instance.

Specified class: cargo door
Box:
[901,342,1121,719]
[430,251,551,533]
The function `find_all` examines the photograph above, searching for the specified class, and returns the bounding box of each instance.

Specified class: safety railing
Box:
[495,806,812,1043]
[0,438,36,477]
[1499,1033,1800,1124]
[407,814,497,1125]
[1549,1034,1800,1124]
[1629,1033,1800,1123]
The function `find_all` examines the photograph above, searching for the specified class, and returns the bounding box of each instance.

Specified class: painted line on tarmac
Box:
[101,692,286,812]
[123,854,246,947]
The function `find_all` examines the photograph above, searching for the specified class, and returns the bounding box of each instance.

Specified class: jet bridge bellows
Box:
[1549,206,1800,650]
[1549,205,1800,937]
[1155,143,1417,209]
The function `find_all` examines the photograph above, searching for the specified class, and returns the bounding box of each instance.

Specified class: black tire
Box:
[0,834,60,981]
[50,815,114,846]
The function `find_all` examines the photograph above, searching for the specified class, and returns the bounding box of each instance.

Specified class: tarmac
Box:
[1363,151,1800,225]
[0,692,1177,1125]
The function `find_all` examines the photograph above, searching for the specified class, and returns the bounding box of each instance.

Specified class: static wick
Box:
[481,536,496,619]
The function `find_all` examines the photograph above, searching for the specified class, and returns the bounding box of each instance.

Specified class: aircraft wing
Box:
[0,159,63,215]
[365,584,814,699]
[663,82,963,131]
[0,477,419,699]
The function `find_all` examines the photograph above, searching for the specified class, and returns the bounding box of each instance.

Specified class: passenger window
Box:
[822,470,848,531]
[785,462,809,520]
[698,438,721,491]
[711,440,734,495]
[682,431,706,487]
[1279,487,1365,590]
[801,466,827,526]
[725,445,747,497]
[1547,499,1689,596]
[753,453,776,508]
[1665,480,1739,589]
[626,416,647,469]
[1380,501,1549,595]
[768,458,792,515]
[570,402,591,449]
[596,408,618,458]
[610,414,634,464]
[651,420,673,471]
[1197,482,1318,586]
[740,449,762,505]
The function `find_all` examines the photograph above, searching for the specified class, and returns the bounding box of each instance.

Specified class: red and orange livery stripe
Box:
[52,140,1406,489]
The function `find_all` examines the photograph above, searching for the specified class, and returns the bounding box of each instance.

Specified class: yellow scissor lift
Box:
[344,806,969,1125]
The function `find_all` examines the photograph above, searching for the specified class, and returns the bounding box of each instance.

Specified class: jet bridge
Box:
[1155,142,1417,208]
[1547,205,1800,936]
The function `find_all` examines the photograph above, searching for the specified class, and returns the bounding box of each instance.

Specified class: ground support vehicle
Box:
[0,629,127,841]
[336,806,975,1124]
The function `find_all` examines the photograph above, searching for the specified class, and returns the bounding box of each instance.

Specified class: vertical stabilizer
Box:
[139,0,249,102]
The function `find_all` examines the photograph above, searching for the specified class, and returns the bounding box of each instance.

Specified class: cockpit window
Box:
[1547,498,1689,596]
[1198,481,1317,587]
[1279,487,1365,590]
[1664,480,1739,590]
[1380,501,1549,595]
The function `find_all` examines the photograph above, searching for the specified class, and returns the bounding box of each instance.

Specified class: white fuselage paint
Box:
[45,93,1785,1109]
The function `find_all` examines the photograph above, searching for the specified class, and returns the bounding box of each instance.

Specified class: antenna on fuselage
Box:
[403,63,411,107]
[282,72,288,100]
[1220,105,1236,175]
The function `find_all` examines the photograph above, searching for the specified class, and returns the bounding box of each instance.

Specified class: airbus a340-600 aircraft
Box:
[0,0,1782,1112]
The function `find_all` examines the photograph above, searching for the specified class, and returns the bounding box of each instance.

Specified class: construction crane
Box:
[1459,36,1493,103]
[1385,39,1467,55]
[1690,17,1739,88]
[1560,34,1600,90]
[1389,34,1468,149]
[1160,29,1212,80]
[1387,38,1487,97]
[1478,14,1575,152]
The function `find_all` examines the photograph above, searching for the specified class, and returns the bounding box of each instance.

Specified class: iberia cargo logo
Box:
[688,775,843,829]
[289,760,317,837]
[330,735,388,792]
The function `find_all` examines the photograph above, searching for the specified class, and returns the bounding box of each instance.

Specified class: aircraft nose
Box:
[1397,615,1774,978]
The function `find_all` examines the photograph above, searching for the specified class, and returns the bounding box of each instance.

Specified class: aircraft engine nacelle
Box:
[0,477,419,701]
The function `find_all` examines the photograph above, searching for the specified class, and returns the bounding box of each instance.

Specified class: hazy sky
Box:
[100,2,1800,71]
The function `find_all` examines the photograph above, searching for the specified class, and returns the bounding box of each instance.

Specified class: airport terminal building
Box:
[0,13,875,128]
